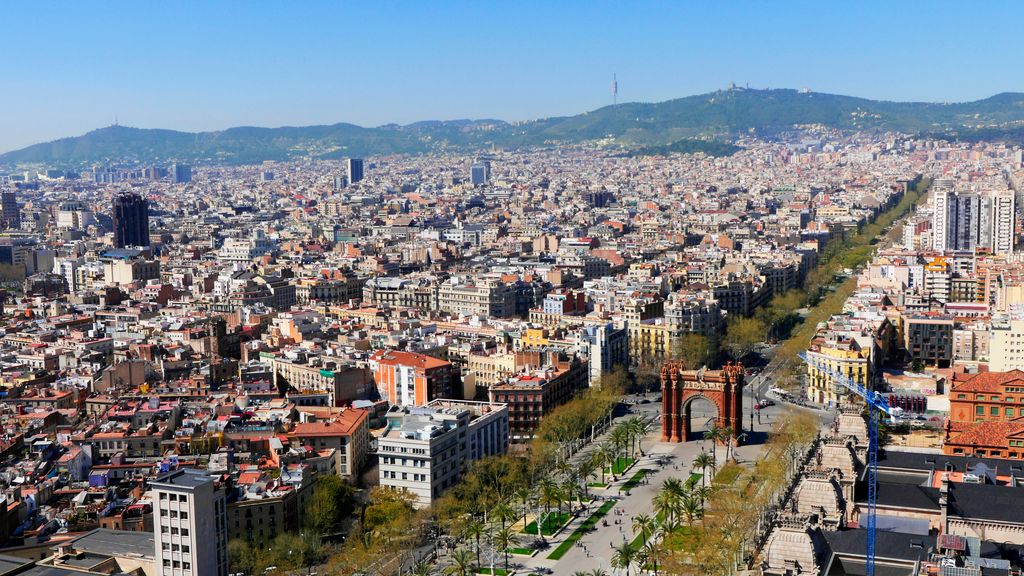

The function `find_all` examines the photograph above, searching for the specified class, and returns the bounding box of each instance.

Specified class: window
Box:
[180,512,188,520]
[1007,408,1015,417]
[977,406,985,415]
[992,407,1000,416]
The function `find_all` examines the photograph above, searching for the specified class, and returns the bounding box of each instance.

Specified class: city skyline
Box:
[2,1,1023,151]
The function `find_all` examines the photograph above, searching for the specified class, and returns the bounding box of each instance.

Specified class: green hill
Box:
[5,88,1024,167]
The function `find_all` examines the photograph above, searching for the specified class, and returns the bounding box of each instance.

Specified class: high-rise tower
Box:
[113,192,150,248]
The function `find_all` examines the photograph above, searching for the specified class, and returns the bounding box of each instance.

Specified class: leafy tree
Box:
[228,539,256,575]
[304,474,355,535]
[724,316,765,362]
[362,487,417,548]
[673,332,714,369]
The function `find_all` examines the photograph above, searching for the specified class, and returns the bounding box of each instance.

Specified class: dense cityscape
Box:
[0,131,1021,576]
[4,3,1024,576]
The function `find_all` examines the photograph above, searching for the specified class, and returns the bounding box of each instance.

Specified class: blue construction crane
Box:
[798,352,899,576]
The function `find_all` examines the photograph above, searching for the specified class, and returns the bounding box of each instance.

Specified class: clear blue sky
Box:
[2,1,1021,152]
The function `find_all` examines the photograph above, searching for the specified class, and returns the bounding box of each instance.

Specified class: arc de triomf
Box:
[660,361,745,443]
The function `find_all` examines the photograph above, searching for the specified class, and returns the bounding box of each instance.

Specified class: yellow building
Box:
[518,327,551,349]
[805,335,872,407]
[628,320,674,364]
[466,352,518,388]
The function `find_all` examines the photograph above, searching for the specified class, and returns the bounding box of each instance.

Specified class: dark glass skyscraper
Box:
[172,163,192,184]
[113,192,150,248]
[347,158,364,184]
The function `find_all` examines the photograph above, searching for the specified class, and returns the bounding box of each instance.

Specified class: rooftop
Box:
[55,529,155,565]
[152,468,214,490]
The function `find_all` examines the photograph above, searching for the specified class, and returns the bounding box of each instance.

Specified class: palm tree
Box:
[662,477,686,499]
[703,424,722,463]
[694,485,712,515]
[681,492,702,525]
[589,570,611,576]
[492,501,516,530]
[464,519,485,568]
[538,477,561,518]
[627,416,647,457]
[721,426,735,461]
[577,455,598,497]
[642,539,662,575]
[612,540,637,576]
[593,443,612,484]
[652,490,678,530]
[692,451,715,486]
[632,513,655,546]
[513,486,532,530]
[634,546,650,576]
[446,548,473,576]
[609,427,629,477]
[561,479,581,513]
[491,527,518,572]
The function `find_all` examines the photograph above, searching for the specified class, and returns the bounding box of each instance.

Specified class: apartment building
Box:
[152,469,228,576]
[488,354,588,441]
[903,314,954,367]
[288,409,370,478]
[370,349,458,406]
[377,399,509,507]
[436,276,517,318]
[988,318,1024,371]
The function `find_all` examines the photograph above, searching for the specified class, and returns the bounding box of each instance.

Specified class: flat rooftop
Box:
[68,528,155,559]
[152,468,213,490]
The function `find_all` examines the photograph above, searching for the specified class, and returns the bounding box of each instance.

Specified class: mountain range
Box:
[4,88,1024,167]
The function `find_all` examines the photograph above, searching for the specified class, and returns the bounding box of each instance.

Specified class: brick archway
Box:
[660,361,744,443]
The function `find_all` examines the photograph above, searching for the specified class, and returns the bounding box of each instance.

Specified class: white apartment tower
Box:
[931,179,952,251]
[153,469,228,576]
[992,190,1015,255]
[932,181,1015,255]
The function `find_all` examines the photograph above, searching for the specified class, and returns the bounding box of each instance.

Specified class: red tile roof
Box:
[951,370,1024,394]
[947,416,1024,449]
[290,410,366,438]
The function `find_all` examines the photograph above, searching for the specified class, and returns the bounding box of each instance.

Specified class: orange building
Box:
[369,350,457,406]
[943,370,1024,459]
[948,370,1024,423]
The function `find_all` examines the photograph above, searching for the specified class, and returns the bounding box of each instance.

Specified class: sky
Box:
[1,1,1022,152]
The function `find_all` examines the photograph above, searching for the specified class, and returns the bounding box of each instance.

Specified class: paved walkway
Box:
[515,391,796,575]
